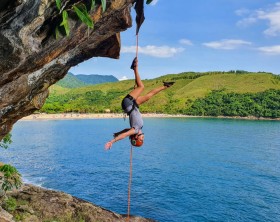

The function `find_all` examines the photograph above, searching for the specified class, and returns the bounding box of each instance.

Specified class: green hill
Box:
[41,71,280,118]
[56,73,118,88]
[56,73,86,88]
[75,74,118,85]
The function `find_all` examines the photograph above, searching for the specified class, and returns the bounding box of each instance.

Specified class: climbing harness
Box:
[122,94,138,121]
[122,94,139,115]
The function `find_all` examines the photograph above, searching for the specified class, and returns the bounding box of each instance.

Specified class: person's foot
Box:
[130,57,138,70]
[163,81,175,87]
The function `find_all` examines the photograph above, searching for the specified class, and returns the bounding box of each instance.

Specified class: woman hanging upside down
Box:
[104,58,175,150]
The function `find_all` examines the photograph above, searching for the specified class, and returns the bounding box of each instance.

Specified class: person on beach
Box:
[104,58,175,150]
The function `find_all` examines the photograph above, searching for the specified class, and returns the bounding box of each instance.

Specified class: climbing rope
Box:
[127,32,139,222]
[136,34,139,58]
[127,145,133,222]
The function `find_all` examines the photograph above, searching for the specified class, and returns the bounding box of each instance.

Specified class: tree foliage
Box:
[55,0,107,37]
[41,89,124,113]
[186,89,280,118]
[41,88,280,118]
[0,134,22,197]
[0,164,22,194]
[0,133,12,149]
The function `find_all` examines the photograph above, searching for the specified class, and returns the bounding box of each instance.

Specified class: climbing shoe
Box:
[130,57,138,70]
[163,81,175,87]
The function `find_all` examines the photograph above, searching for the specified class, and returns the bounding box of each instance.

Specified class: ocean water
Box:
[1,118,280,222]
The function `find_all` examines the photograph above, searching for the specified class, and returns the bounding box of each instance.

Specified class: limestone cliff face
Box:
[0,0,134,139]
[0,184,155,222]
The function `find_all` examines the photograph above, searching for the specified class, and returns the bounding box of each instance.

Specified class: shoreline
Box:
[20,113,280,121]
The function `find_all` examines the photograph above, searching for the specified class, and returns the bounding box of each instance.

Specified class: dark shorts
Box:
[121,94,138,114]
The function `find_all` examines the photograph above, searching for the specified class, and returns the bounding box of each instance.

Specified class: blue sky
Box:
[70,0,280,80]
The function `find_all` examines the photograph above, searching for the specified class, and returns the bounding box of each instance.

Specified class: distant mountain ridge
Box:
[56,73,118,88]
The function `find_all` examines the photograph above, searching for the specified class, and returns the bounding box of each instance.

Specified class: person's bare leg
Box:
[136,85,168,105]
[128,58,144,99]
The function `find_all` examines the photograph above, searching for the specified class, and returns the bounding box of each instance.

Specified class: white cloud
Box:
[119,76,129,81]
[122,45,184,58]
[235,8,250,16]
[257,4,280,36]
[237,17,258,27]
[179,39,193,46]
[203,39,252,50]
[257,45,280,55]
[236,2,280,36]
[150,0,159,6]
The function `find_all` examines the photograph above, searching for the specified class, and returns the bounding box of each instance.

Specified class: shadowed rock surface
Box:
[0,184,155,222]
[0,0,134,140]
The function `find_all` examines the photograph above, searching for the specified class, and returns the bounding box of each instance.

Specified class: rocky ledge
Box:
[0,184,155,222]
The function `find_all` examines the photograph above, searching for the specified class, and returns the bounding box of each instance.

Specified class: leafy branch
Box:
[0,134,22,198]
[54,0,154,38]
[0,164,22,194]
[55,0,107,38]
[0,133,12,149]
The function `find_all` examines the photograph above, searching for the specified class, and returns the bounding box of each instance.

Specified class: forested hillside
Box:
[41,71,280,118]
[56,73,118,88]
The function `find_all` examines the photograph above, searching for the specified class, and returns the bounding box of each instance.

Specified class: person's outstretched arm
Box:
[113,128,131,138]
[105,128,136,150]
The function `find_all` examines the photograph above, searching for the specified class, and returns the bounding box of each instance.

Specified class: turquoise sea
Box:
[1,118,280,222]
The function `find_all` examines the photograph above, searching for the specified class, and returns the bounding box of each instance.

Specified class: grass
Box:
[43,71,280,114]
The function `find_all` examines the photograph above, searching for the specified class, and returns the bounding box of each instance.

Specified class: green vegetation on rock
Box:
[1,134,22,198]
[0,133,12,149]
[0,163,22,195]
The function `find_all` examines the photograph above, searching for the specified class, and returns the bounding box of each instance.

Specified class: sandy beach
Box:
[20,113,280,121]
[20,113,188,120]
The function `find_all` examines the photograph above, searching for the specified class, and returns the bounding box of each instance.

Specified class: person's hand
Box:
[105,141,113,150]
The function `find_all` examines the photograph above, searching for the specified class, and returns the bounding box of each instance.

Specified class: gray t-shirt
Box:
[129,106,143,134]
